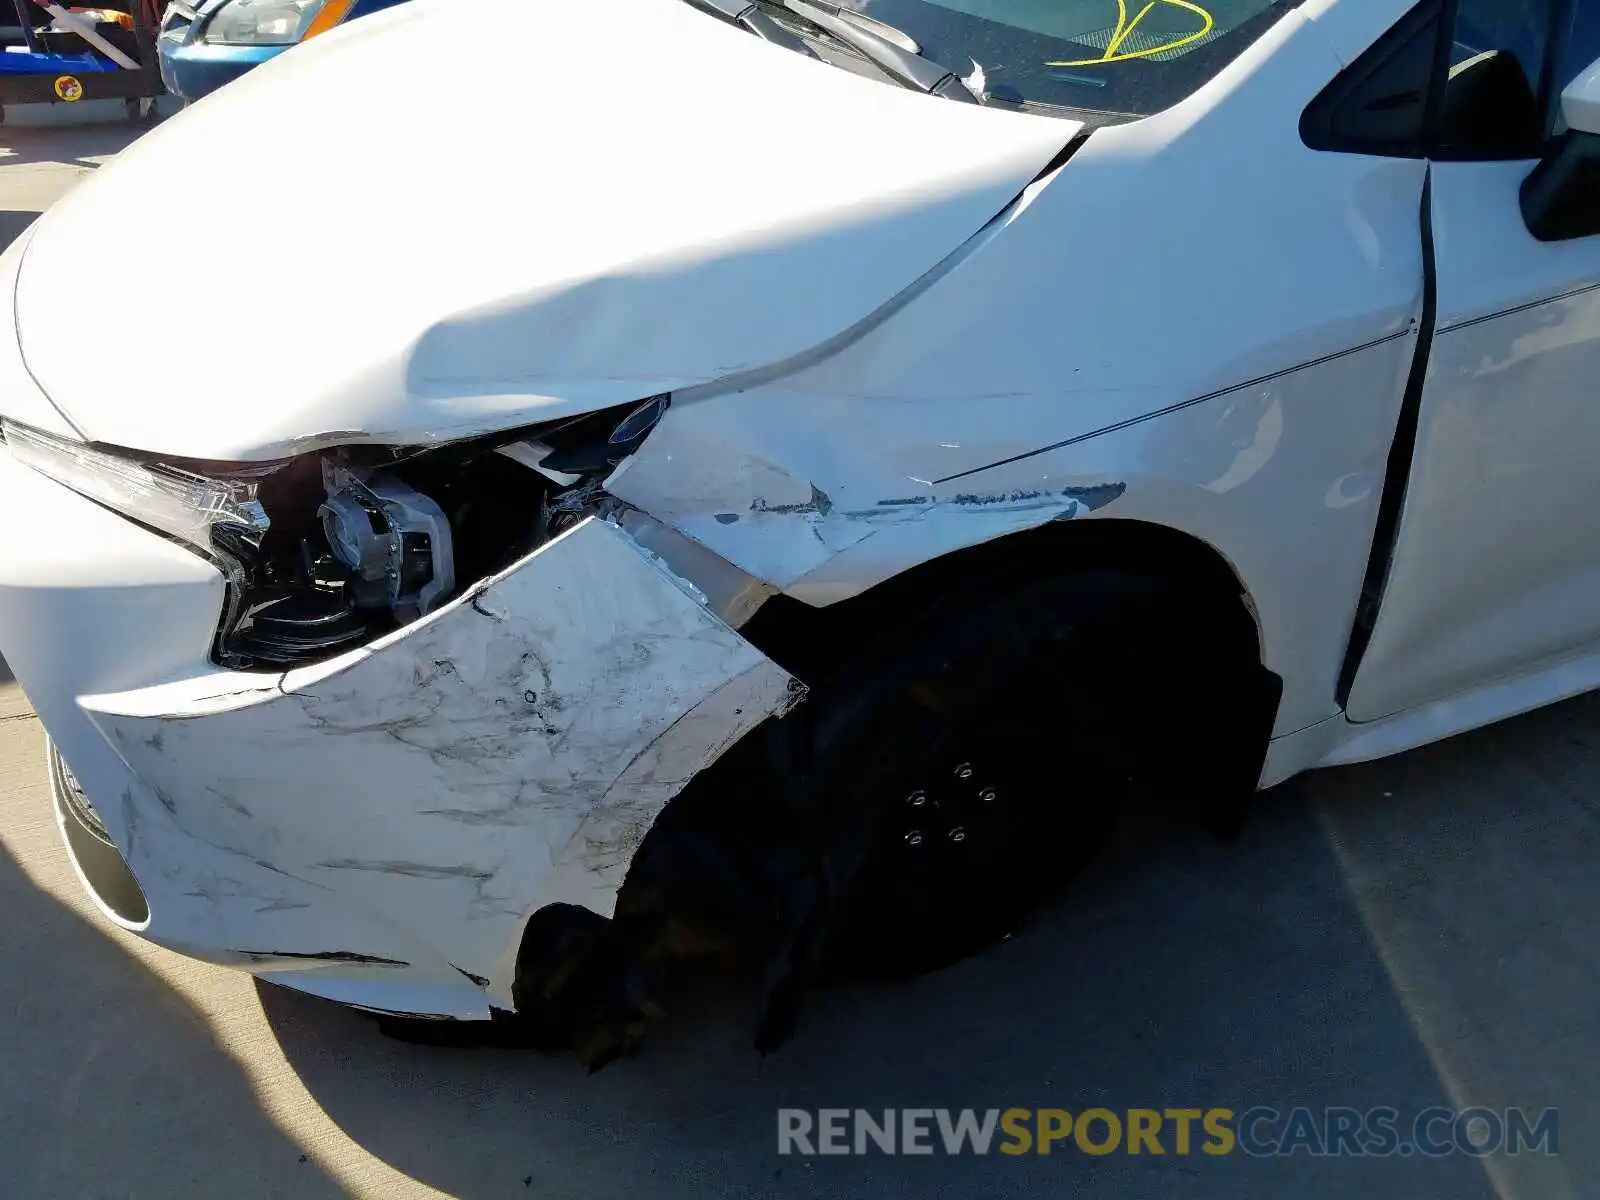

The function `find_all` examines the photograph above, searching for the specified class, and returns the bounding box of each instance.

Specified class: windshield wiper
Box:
[775,0,982,102]
[685,0,982,104]
[684,0,821,58]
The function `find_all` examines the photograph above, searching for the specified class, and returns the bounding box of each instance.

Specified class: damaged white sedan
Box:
[4,0,1600,1065]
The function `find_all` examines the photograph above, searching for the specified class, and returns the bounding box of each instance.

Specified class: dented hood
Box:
[12,0,1074,461]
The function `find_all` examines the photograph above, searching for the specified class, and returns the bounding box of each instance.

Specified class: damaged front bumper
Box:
[0,445,799,1018]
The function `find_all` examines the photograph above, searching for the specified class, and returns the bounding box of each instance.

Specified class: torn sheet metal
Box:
[81,517,798,997]
[606,418,1128,602]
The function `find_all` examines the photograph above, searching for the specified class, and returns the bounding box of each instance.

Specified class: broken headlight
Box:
[4,397,669,670]
[218,395,670,670]
[318,462,455,623]
[221,456,461,667]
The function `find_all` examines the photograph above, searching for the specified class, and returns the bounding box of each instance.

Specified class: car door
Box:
[1346,0,1600,722]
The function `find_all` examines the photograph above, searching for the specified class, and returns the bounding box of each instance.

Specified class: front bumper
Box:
[0,444,797,1017]
[157,42,279,102]
[157,0,282,104]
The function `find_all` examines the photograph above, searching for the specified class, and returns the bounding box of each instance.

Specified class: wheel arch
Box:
[642,512,1285,857]
[741,514,1270,691]
[510,513,1285,1044]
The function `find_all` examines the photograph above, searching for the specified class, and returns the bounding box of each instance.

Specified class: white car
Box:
[2,0,1598,1063]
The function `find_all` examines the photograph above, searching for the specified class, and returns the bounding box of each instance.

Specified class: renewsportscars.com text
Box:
[776,1106,1560,1158]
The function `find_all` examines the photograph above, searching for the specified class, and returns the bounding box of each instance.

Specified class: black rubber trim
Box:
[232,950,411,968]
[1300,0,1565,163]
[1300,0,1442,160]
[1536,0,1579,136]
[1422,0,1456,153]
[1026,129,1091,186]
[1336,170,1438,707]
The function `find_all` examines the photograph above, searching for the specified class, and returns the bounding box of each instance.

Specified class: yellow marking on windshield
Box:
[1102,0,1136,58]
[1046,0,1215,68]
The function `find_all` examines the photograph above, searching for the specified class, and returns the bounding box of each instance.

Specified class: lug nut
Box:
[948,826,967,843]
[906,790,928,808]
[954,763,974,780]
[978,787,997,804]
[904,830,924,846]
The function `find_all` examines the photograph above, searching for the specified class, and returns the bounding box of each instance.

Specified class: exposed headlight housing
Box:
[201,0,352,46]
[2,395,669,671]
[318,460,454,623]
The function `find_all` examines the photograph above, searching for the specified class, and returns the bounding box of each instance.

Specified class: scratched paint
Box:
[80,517,799,994]
[611,423,1130,596]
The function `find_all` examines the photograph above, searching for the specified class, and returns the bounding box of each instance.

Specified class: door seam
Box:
[1336,166,1439,708]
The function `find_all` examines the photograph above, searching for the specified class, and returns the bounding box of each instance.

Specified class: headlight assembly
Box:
[1,417,269,552]
[2,395,669,671]
[200,0,352,46]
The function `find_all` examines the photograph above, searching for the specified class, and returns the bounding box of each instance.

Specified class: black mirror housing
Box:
[1522,132,1600,242]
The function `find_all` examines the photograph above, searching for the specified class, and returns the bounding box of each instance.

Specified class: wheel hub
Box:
[895,758,1007,868]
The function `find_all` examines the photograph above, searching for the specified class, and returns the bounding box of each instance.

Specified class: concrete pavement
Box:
[0,121,1593,1200]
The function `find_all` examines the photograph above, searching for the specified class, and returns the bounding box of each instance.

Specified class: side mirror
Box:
[1521,57,1600,242]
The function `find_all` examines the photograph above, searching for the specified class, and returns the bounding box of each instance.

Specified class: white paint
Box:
[78,518,796,998]
[1296,0,1413,67]
[248,966,495,1020]
[0,228,78,441]
[1561,54,1600,135]
[0,452,463,999]
[6,0,1074,460]
[1326,640,1600,769]
[1345,160,1600,723]
[962,59,987,99]
[1260,636,1600,788]
[612,8,1426,737]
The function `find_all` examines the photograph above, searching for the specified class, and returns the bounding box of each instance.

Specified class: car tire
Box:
[783,569,1202,982]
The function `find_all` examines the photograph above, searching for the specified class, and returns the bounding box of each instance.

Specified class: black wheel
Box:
[792,571,1179,981]
[817,685,1116,980]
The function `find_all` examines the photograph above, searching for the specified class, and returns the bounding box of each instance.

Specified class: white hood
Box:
[13,0,1074,461]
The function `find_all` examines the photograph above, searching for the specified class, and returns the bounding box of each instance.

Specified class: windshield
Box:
[761,0,1302,120]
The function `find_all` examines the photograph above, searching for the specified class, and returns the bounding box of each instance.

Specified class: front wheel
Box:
[794,572,1168,982]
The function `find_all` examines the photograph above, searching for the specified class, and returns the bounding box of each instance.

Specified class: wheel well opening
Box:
[739,516,1264,685]
[628,516,1275,880]
[563,518,1281,1052]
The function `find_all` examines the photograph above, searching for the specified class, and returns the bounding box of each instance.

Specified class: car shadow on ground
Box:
[256,754,1542,1200]
[0,719,346,1197]
[0,212,34,250]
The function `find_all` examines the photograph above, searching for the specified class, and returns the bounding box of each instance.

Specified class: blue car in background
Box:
[157,0,406,101]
